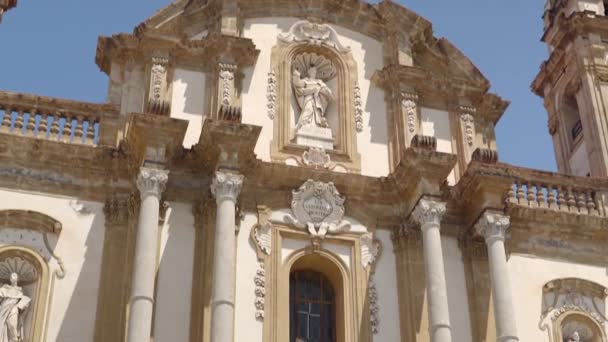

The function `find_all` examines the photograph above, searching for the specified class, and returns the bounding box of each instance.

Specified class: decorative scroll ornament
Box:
[253,222,272,255]
[254,263,266,320]
[0,257,38,285]
[219,64,236,106]
[279,20,350,53]
[284,180,350,238]
[361,233,381,268]
[401,93,418,134]
[369,277,380,334]
[302,147,332,169]
[147,57,170,115]
[267,71,277,120]
[460,112,475,146]
[354,82,364,132]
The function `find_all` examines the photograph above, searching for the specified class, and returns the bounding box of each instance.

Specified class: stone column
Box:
[412,198,452,342]
[475,212,519,342]
[210,171,243,342]
[127,167,168,342]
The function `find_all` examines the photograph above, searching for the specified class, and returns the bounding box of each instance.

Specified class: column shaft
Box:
[421,223,452,342]
[127,168,168,342]
[210,171,243,342]
[412,199,452,342]
[475,212,519,342]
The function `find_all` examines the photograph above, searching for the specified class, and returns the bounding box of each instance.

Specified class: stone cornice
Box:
[96,32,259,74]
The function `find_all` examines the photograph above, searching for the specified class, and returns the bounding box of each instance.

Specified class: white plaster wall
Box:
[235,213,264,342]
[570,141,591,176]
[421,107,456,184]
[373,230,401,342]
[0,188,105,342]
[154,202,195,342]
[121,64,146,115]
[508,255,608,341]
[241,18,389,177]
[442,236,473,342]
[170,68,207,148]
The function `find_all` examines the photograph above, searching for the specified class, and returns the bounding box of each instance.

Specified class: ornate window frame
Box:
[269,23,361,172]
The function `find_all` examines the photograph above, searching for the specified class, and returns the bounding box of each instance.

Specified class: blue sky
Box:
[0,1,553,171]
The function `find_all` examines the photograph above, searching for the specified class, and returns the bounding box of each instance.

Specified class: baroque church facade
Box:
[0,0,607,341]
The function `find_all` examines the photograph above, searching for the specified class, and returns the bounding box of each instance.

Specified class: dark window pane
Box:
[290,270,336,342]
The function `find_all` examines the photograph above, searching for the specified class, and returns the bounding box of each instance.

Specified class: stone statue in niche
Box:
[292,67,332,130]
[292,53,336,150]
[566,331,582,342]
[0,273,30,342]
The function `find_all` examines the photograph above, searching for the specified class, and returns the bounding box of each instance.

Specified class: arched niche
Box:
[270,29,361,172]
[0,246,50,342]
[540,278,608,342]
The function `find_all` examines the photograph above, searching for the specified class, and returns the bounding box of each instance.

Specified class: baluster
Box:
[507,184,517,204]
[577,191,588,214]
[37,112,48,138]
[517,181,526,205]
[49,115,61,140]
[13,108,24,133]
[61,116,73,143]
[547,185,558,210]
[25,110,36,136]
[85,120,96,145]
[567,187,577,213]
[537,183,547,208]
[586,191,597,215]
[0,106,12,133]
[73,115,84,144]
[527,182,537,208]
[557,186,568,212]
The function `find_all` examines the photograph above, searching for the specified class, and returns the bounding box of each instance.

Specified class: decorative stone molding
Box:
[254,263,266,320]
[136,168,169,200]
[219,63,237,106]
[69,200,93,215]
[460,107,476,147]
[360,233,381,269]
[369,277,380,334]
[410,134,437,150]
[471,148,498,164]
[103,194,135,226]
[253,222,272,255]
[146,56,171,115]
[283,179,350,239]
[539,278,608,341]
[354,82,364,132]
[401,92,418,135]
[301,147,332,169]
[474,211,510,244]
[279,20,350,53]
[411,198,446,227]
[211,171,244,203]
[267,71,277,120]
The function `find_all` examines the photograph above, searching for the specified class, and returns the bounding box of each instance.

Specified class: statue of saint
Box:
[292,66,334,130]
[567,331,581,342]
[0,273,30,342]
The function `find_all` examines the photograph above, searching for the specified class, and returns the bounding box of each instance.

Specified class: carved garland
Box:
[459,106,476,147]
[369,277,380,334]
[267,71,277,120]
[401,93,418,134]
[254,263,266,320]
[354,82,364,132]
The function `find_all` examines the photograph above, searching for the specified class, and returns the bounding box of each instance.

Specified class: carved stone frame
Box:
[270,42,361,172]
[261,225,372,342]
[553,312,607,342]
[0,246,50,342]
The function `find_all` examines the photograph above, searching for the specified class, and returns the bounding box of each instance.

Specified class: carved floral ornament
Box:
[401,92,418,135]
[279,20,350,53]
[460,107,476,147]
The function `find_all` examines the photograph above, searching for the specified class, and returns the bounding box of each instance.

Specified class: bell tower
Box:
[533,0,608,177]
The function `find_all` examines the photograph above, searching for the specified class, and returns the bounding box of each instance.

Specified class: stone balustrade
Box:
[0,91,117,146]
[505,170,607,217]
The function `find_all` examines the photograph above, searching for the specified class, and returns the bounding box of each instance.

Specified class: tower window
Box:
[289,270,336,342]
[561,94,583,145]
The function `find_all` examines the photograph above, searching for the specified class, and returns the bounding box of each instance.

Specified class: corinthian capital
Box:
[211,171,244,203]
[475,211,510,244]
[412,198,446,228]
[136,167,169,200]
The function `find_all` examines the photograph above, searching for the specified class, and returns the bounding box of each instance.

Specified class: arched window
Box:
[289,270,336,342]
